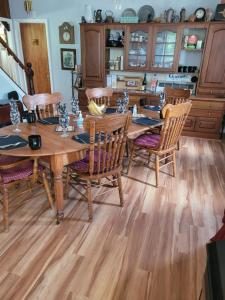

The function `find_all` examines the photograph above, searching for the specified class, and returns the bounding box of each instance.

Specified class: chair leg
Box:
[127,143,135,174]
[117,173,124,207]
[177,139,180,151]
[86,180,93,222]
[42,172,54,210]
[155,154,160,187]
[3,185,9,231]
[147,152,151,165]
[172,151,176,177]
[32,158,39,184]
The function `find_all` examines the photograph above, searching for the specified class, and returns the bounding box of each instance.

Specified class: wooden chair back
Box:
[159,102,192,151]
[22,92,62,119]
[84,113,131,176]
[86,88,113,106]
[164,87,191,105]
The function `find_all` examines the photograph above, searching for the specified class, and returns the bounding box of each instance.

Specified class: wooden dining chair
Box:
[0,156,54,231]
[127,102,192,187]
[86,88,113,106]
[65,113,131,221]
[22,92,62,119]
[164,86,191,105]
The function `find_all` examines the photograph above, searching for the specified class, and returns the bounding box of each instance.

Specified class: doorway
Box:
[20,23,51,94]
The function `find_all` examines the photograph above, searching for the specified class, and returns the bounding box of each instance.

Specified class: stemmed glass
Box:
[58,103,70,138]
[116,89,129,113]
[71,97,80,120]
[9,100,21,133]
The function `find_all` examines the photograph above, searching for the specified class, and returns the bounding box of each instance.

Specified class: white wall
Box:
[0,69,25,101]
[9,0,219,105]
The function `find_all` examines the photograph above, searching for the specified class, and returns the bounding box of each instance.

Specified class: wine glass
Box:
[9,100,21,133]
[71,97,80,120]
[58,103,70,137]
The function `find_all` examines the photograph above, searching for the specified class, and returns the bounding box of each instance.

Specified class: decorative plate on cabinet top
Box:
[121,8,137,17]
[138,5,155,22]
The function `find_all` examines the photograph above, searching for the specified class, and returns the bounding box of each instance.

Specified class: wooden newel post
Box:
[26,62,35,95]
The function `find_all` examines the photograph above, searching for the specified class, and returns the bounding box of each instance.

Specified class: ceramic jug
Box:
[94,9,102,23]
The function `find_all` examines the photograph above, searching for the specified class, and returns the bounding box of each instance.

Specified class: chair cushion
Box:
[134,134,160,148]
[69,150,109,174]
[0,160,43,184]
[0,155,24,164]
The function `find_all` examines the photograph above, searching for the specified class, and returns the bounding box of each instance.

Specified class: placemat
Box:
[105,108,117,114]
[143,105,161,111]
[72,133,104,144]
[38,117,59,125]
[0,135,28,150]
[132,117,162,126]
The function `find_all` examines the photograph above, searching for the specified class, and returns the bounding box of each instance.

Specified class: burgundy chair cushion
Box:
[0,155,24,164]
[69,150,109,174]
[0,160,43,184]
[134,134,160,148]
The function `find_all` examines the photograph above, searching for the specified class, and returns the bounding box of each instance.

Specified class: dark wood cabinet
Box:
[80,24,105,87]
[198,23,225,96]
[151,24,182,73]
[182,97,225,138]
[0,0,10,18]
[124,24,152,71]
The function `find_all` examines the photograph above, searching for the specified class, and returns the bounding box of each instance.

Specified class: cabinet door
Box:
[151,25,181,72]
[124,24,152,71]
[80,25,105,87]
[195,117,220,133]
[199,23,225,93]
[0,0,10,18]
[183,116,196,131]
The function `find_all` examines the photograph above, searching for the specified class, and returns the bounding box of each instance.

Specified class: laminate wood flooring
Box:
[0,137,225,300]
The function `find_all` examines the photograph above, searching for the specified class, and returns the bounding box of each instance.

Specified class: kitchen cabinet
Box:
[124,24,152,71]
[183,97,225,138]
[80,24,105,87]
[198,23,225,96]
[151,24,182,72]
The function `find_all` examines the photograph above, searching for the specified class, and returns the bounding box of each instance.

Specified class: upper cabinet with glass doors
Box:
[151,25,182,72]
[124,24,152,71]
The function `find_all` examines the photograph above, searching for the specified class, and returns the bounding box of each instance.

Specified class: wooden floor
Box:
[0,137,225,300]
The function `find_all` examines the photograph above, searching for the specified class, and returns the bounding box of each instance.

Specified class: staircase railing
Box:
[0,36,35,95]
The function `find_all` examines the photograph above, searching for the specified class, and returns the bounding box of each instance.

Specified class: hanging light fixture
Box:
[24,0,32,14]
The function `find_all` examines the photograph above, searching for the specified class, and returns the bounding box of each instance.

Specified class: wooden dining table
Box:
[0,116,163,223]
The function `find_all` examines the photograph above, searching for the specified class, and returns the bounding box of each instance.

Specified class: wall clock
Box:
[59,22,75,44]
[194,8,206,22]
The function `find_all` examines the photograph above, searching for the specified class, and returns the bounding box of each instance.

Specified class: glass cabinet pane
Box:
[127,29,149,68]
[153,30,177,69]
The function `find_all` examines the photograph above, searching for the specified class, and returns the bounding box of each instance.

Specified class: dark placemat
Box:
[0,135,28,150]
[72,133,105,144]
[143,105,161,111]
[132,117,162,126]
[105,107,117,114]
[38,117,59,125]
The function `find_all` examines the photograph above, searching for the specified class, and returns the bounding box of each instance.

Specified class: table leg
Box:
[51,155,64,224]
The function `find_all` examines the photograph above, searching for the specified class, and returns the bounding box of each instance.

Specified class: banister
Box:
[0,36,35,95]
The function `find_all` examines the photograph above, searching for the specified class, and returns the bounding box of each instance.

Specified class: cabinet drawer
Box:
[192,101,224,110]
[190,109,223,118]
[195,117,219,133]
[184,116,196,131]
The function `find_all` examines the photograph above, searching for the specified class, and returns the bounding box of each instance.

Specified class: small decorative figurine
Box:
[180,8,186,22]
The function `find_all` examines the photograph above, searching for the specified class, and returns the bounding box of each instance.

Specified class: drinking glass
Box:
[9,100,21,133]
[59,115,70,137]
[58,103,70,137]
[71,97,80,120]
